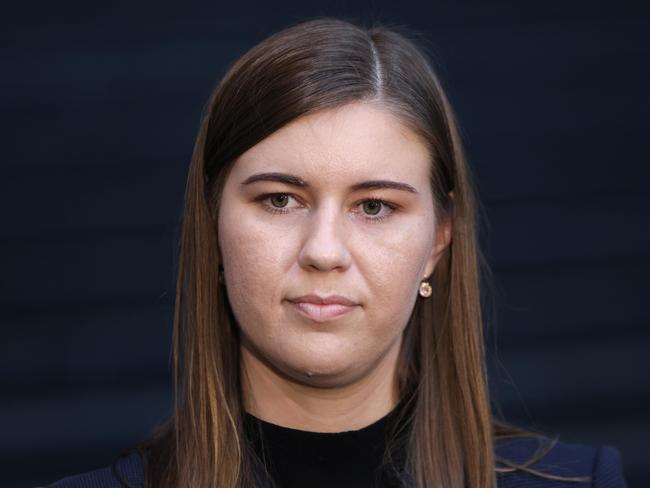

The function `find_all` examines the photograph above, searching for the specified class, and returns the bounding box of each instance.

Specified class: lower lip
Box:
[288,301,357,322]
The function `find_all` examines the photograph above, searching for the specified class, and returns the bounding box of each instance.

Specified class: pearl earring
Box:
[419,279,432,298]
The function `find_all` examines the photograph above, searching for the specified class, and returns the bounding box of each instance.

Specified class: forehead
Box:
[232,102,431,186]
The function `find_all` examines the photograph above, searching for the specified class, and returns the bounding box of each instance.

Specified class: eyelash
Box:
[255,192,399,223]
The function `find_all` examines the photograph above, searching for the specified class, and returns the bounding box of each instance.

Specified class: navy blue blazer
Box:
[46,437,628,487]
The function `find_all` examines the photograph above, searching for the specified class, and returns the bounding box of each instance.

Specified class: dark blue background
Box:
[1,1,648,486]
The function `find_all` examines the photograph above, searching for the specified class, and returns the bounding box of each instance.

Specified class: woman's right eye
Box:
[269,194,290,208]
[257,193,299,214]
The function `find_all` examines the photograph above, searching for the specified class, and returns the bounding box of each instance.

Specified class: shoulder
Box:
[43,451,144,488]
[495,436,628,487]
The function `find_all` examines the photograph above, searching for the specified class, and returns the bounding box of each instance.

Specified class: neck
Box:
[240,337,403,433]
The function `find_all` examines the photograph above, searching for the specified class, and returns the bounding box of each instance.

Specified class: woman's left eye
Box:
[257,193,397,222]
[354,199,397,222]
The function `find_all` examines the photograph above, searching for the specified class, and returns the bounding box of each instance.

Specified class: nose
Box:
[297,202,352,272]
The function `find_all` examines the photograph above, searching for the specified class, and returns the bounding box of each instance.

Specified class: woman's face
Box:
[218,101,451,389]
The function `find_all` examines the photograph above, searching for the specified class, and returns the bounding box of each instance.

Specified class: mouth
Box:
[288,301,357,322]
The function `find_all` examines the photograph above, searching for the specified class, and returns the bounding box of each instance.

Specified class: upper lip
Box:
[289,294,357,306]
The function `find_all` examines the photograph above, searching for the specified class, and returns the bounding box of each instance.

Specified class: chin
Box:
[277,354,366,388]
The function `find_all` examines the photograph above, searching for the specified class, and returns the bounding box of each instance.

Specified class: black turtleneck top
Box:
[243,401,410,488]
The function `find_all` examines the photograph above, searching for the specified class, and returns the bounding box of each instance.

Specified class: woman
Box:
[48,17,627,488]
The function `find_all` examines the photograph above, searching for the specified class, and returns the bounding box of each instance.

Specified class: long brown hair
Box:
[115,17,590,488]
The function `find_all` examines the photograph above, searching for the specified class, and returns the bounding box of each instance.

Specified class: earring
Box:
[419,279,432,298]
[218,267,224,284]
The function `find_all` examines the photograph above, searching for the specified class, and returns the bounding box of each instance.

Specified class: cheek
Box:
[218,207,293,323]
[351,218,434,330]
[356,217,434,291]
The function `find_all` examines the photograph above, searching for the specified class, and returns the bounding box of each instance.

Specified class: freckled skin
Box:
[217,102,451,424]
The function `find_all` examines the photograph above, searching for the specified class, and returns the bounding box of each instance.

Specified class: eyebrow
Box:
[240,172,419,194]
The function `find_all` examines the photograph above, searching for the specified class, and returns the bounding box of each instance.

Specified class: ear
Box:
[423,191,454,278]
